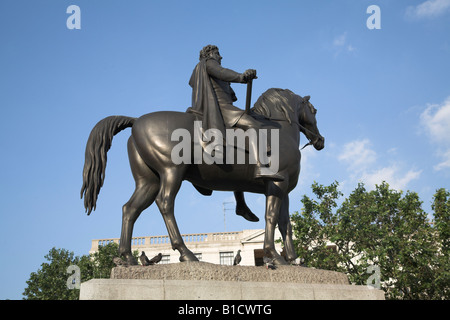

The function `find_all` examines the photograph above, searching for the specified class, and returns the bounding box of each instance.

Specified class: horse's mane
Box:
[252,88,300,124]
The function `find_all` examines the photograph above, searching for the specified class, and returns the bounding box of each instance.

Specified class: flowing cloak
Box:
[188,58,246,137]
[188,59,226,138]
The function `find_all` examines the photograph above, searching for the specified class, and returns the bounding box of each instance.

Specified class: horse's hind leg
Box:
[119,137,160,265]
[156,167,198,262]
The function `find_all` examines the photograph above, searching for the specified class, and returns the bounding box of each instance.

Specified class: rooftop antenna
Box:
[222,201,234,232]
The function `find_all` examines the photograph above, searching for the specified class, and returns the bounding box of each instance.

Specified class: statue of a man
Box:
[188,44,284,182]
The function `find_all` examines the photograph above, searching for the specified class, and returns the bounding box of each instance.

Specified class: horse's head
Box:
[253,88,324,150]
[297,95,324,150]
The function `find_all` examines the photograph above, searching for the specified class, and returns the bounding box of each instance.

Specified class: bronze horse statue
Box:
[81,88,324,265]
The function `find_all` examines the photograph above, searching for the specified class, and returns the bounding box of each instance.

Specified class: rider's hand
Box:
[243,69,257,82]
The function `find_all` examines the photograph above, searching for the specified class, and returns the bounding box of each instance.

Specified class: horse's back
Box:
[135,110,194,127]
[133,110,195,137]
[131,111,195,169]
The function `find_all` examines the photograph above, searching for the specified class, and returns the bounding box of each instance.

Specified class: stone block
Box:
[80,262,385,300]
[80,279,385,300]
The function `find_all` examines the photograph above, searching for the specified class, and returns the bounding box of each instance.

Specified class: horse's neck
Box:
[252,107,294,124]
[281,120,301,146]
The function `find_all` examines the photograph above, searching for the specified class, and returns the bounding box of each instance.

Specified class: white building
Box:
[90,229,285,266]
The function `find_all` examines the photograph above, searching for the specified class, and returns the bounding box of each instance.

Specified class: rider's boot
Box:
[235,192,259,222]
[235,114,284,182]
[249,132,285,182]
[254,163,285,182]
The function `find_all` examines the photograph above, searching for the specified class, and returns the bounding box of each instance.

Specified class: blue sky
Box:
[1,0,449,299]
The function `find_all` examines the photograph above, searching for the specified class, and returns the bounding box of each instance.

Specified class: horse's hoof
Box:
[121,253,138,265]
[179,252,199,262]
[265,251,288,265]
[273,257,288,266]
[285,253,298,264]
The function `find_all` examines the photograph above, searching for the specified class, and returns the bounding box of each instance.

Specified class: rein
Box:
[298,123,322,150]
[260,116,321,150]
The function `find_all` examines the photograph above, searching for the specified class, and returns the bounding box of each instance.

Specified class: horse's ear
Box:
[303,95,310,102]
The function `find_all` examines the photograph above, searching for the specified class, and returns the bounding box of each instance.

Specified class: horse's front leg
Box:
[278,195,298,263]
[264,179,288,265]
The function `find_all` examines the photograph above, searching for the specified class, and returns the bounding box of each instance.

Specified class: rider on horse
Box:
[187,44,284,183]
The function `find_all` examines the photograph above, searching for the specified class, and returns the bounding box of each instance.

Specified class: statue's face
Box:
[210,50,222,64]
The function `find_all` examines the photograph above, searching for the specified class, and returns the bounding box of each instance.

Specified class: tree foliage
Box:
[291,181,449,300]
[23,248,80,300]
[23,242,138,300]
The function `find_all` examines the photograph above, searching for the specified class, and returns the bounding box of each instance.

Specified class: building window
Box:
[194,253,202,261]
[254,249,265,266]
[220,251,234,265]
[160,255,170,264]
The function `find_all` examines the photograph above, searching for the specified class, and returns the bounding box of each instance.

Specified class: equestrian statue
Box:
[80,45,325,266]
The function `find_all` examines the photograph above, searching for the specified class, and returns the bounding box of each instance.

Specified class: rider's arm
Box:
[206,59,245,83]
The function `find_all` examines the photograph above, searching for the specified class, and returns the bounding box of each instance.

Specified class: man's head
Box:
[199,44,222,63]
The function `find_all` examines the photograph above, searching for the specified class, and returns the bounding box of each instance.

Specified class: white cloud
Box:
[420,96,450,171]
[347,45,355,52]
[361,165,422,191]
[406,0,450,19]
[338,139,376,171]
[420,96,450,144]
[332,32,356,55]
[434,150,450,171]
[338,139,421,190]
[333,33,347,47]
[299,145,319,179]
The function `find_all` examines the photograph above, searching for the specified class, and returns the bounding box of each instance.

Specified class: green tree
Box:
[431,188,450,299]
[23,248,80,300]
[23,242,138,300]
[291,181,344,271]
[291,181,449,300]
[80,242,132,280]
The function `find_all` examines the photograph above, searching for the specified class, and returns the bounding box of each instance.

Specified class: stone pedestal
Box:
[79,262,385,300]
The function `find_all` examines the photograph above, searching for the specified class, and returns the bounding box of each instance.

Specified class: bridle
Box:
[295,101,323,150]
[297,122,322,150]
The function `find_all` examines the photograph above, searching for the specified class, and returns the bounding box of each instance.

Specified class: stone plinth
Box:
[110,261,349,284]
[80,262,385,300]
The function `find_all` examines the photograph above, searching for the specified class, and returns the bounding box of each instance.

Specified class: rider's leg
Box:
[234,191,259,222]
[235,114,284,181]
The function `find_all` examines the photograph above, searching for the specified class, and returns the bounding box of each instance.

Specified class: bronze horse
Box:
[81,88,324,265]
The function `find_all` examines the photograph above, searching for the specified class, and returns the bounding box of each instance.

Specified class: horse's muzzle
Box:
[313,135,325,150]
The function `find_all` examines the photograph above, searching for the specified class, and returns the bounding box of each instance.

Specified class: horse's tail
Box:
[80,115,136,215]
